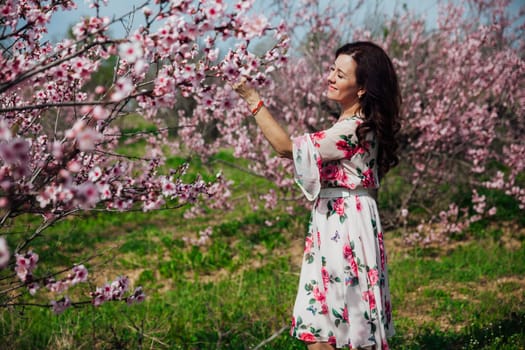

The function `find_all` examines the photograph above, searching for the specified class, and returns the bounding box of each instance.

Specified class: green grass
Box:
[1,150,524,349]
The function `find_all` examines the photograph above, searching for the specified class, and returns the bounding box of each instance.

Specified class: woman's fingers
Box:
[232,77,247,92]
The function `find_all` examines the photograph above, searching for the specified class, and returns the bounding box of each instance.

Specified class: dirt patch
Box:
[397,276,525,333]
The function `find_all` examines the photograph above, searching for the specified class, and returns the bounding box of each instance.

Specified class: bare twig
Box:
[252,325,289,350]
[210,159,267,179]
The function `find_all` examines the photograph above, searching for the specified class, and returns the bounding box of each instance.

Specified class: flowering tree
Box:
[0,0,523,314]
[226,0,524,245]
[0,0,288,312]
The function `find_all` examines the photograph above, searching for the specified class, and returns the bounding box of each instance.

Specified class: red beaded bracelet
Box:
[251,100,264,116]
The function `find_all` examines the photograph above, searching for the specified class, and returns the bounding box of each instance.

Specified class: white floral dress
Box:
[290,116,394,349]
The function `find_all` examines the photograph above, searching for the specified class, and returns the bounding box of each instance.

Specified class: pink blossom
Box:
[118,40,143,64]
[98,183,112,200]
[0,120,12,141]
[91,106,110,120]
[142,6,152,17]
[15,250,38,282]
[126,286,146,304]
[76,128,102,151]
[240,15,268,39]
[28,282,40,296]
[88,167,102,182]
[47,280,69,293]
[71,264,88,285]
[221,61,239,81]
[111,77,133,101]
[75,182,99,208]
[51,296,71,314]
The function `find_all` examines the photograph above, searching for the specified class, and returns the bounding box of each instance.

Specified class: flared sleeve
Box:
[292,134,321,201]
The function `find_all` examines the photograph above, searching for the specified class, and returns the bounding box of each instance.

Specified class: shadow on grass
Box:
[391,312,525,349]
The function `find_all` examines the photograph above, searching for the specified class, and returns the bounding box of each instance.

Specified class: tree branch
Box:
[252,325,289,350]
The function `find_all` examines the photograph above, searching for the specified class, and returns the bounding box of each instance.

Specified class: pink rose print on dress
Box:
[304,235,313,253]
[334,197,345,216]
[328,335,337,345]
[336,139,359,159]
[313,286,326,304]
[368,268,379,286]
[320,163,346,182]
[363,290,377,310]
[343,305,349,322]
[321,266,330,289]
[355,196,362,212]
[300,332,317,342]
[361,168,376,188]
[343,244,359,277]
[310,131,326,147]
[327,198,348,222]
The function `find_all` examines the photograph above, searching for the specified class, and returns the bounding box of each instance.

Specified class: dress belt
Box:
[318,187,372,198]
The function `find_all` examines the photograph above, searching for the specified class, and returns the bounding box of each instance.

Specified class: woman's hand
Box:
[232,78,261,110]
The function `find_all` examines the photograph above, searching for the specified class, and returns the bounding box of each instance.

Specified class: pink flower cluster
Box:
[15,251,39,283]
[45,264,89,295]
[183,226,213,246]
[91,276,145,307]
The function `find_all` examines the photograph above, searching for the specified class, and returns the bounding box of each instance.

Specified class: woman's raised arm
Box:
[233,80,293,159]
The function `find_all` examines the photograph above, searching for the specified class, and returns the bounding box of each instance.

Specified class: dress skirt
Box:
[290,188,394,349]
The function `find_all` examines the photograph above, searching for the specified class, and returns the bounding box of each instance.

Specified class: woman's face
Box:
[326,54,363,108]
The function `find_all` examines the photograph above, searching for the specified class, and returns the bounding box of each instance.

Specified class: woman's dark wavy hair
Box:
[336,41,401,180]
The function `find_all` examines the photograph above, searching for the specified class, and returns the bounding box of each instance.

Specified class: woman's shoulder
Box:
[331,115,362,132]
[337,114,364,123]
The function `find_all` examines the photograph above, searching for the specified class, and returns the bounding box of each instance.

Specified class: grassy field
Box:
[1,151,524,350]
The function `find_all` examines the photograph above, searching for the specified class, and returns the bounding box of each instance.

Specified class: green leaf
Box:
[306,254,314,264]
[332,308,342,319]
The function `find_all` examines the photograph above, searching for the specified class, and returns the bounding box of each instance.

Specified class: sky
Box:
[44,0,523,42]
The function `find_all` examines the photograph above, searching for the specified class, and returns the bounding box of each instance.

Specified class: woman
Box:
[233,41,401,350]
